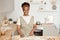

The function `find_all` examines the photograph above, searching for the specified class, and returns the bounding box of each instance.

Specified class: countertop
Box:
[12,35,60,40]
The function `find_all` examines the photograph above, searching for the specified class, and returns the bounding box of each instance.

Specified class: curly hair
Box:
[21,2,30,7]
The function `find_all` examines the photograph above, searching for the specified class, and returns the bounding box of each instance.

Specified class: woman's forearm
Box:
[29,24,37,36]
[17,25,23,35]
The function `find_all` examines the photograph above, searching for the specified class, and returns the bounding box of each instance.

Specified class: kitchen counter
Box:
[12,35,60,40]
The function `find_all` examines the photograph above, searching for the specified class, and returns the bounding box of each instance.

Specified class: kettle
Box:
[34,21,43,36]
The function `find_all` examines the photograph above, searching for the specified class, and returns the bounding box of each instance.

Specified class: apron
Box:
[20,16,34,37]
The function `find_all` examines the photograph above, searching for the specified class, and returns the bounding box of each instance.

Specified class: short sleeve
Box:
[17,18,20,25]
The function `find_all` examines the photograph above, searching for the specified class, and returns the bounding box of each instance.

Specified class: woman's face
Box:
[22,5,30,15]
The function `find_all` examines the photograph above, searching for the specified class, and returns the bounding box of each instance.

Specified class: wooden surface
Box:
[12,36,60,40]
[0,35,12,40]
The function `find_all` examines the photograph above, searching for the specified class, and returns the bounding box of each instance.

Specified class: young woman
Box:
[17,2,37,37]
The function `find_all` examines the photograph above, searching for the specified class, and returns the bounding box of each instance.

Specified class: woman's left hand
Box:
[29,24,37,36]
[29,32,33,36]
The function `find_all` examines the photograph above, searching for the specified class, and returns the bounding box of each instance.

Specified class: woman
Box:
[17,2,37,37]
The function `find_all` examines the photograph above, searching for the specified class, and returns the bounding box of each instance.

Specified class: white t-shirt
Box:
[17,16,36,25]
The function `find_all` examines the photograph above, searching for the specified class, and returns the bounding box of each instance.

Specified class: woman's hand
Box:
[29,32,33,36]
[19,33,24,38]
[17,25,24,37]
[29,24,37,36]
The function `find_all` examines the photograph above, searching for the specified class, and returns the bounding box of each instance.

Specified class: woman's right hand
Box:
[20,33,24,38]
[17,25,24,37]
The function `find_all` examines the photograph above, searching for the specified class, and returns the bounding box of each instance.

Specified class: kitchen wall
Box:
[0,0,14,13]
[0,0,60,28]
[0,0,14,22]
